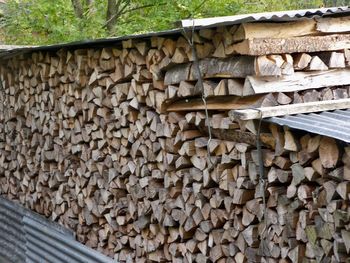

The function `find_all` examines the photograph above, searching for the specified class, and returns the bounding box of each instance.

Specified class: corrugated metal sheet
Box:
[265,109,350,143]
[181,6,350,28]
[1,7,350,59]
[0,196,115,263]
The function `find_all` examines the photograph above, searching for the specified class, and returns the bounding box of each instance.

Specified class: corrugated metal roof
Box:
[181,6,350,28]
[1,7,350,59]
[265,109,350,143]
[0,196,114,263]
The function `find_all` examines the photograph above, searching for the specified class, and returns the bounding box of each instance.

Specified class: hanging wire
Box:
[181,19,214,169]
[255,108,269,256]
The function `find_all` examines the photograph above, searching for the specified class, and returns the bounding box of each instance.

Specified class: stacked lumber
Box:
[0,13,349,262]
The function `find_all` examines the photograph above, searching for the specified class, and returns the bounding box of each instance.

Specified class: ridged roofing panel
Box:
[0,196,114,263]
[266,109,350,143]
[181,6,350,28]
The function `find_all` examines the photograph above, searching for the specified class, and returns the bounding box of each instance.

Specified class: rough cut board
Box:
[229,98,350,120]
[166,95,271,111]
[227,34,350,56]
[243,69,350,95]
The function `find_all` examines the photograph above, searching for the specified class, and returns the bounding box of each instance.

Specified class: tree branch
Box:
[191,0,208,16]
[103,2,160,30]
[119,3,158,16]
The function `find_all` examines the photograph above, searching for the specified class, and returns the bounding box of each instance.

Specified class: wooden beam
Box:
[166,94,277,112]
[227,34,350,56]
[243,69,350,95]
[229,98,350,121]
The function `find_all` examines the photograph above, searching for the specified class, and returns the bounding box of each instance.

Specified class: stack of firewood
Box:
[0,14,349,262]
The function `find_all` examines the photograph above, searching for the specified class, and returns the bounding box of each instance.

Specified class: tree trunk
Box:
[71,0,84,19]
[106,0,119,34]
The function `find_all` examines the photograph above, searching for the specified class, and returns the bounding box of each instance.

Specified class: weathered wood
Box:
[233,20,317,42]
[164,57,256,85]
[255,56,281,76]
[316,16,350,33]
[230,98,350,120]
[294,53,312,70]
[3,21,350,263]
[318,51,346,69]
[164,63,191,86]
[307,56,329,71]
[228,34,350,56]
[243,69,350,95]
[319,137,339,169]
[166,94,275,112]
[277,93,292,105]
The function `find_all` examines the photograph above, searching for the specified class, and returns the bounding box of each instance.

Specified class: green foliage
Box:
[1,0,325,45]
[1,0,106,44]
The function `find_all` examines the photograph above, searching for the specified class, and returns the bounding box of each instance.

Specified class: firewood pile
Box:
[0,14,349,262]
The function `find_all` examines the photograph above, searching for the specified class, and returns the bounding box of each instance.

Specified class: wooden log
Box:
[293,53,312,70]
[318,51,346,69]
[307,56,329,71]
[277,93,292,105]
[255,56,282,76]
[319,137,339,169]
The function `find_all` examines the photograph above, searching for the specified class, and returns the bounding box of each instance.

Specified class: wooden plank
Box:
[233,19,317,42]
[229,98,350,120]
[243,69,350,95]
[227,34,350,56]
[166,94,275,111]
[316,16,350,33]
